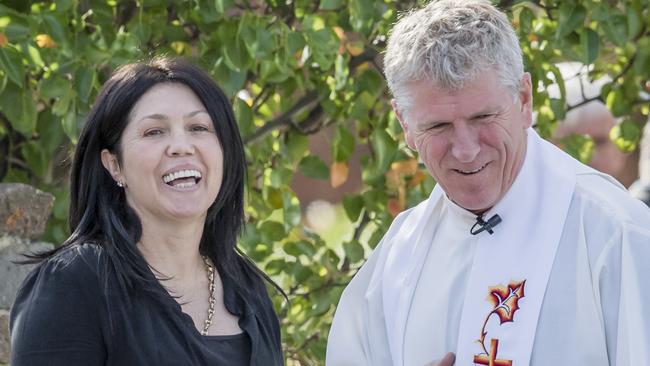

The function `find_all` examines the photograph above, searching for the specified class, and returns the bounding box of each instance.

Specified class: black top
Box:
[9,243,283,366]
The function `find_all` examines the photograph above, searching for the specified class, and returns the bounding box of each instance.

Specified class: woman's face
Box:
[101,82,224,226]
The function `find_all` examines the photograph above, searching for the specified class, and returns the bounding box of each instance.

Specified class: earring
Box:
[117,181,124,188]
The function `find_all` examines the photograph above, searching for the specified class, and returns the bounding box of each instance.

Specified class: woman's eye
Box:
[190,124,212,132]
[143,129,163,137]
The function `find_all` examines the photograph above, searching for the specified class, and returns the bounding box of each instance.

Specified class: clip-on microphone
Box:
[470,214,502,235]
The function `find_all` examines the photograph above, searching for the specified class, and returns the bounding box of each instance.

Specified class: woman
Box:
[10,57,284,365]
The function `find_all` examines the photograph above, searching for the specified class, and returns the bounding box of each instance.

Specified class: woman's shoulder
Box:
[43,242,105,276]
[19,242,106,296]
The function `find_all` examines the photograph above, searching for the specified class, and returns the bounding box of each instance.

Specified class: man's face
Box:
[395,71,533,213]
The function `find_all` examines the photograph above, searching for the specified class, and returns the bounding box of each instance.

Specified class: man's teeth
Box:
[458,164,486,174]
[162,169,202,184]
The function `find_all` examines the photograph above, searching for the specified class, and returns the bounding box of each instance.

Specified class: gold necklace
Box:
[200,255,216,336]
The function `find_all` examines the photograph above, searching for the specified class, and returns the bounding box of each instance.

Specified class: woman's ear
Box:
[101,149,124,185]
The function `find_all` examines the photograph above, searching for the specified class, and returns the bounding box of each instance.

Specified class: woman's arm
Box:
[10,246,107,365]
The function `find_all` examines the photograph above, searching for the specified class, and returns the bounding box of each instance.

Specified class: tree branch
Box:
[243,90,319,145]
[567,95,602,111]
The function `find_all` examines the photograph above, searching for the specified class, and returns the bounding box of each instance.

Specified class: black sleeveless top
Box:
[205,333,251,365]
[10,243,283,365]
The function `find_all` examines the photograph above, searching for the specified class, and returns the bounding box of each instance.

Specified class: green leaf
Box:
[259,220,286,242]
[305,28,338,69]
[343,240,364,263]
[334,54,348,91]
[61,106,78,143]
[601,14,628,47]
[39,75,68,99]
[320,0,343,10]
[217,23,252,72]
[518,7,534,35]
[556,4,586,38]
[285,132,309,163]
[298,155,330,180]
[609,120,641,153]
[549,98,565,120]
[343,194,363,222]
[605,87,628,117]
[51,83,74,116]
[286,31,306,55]
[284,240,316,257]
[36,110,65,154]
[0,82,36,134]
[0,46,24,87]
[234,98,254,137]
[371,129,397,171]
[282,190,301,228]
[214,0,235,13]
[22,141,48,177]
[332,125,355,162]
[626,5,643,39]
[579,28,599,65]
[211,58,246,97]
[43,15,66,45]
[239,16,275,59]
[547,65,566,112]
[75,66,95,103]
[349,0,374,34]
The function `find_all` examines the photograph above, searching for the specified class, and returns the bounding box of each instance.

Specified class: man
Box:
[326,1,650,365]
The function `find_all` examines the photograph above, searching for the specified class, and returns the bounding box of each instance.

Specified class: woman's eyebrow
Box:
[137,110,208,123]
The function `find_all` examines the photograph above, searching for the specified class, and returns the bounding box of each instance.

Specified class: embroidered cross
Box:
[473,339,512,366]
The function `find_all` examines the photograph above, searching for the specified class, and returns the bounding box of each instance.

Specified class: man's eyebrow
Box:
[469,106,500,118]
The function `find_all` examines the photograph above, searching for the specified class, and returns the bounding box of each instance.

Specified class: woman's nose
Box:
[166,132,196,156]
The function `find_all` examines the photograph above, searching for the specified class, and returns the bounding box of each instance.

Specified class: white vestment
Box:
[326,129,650,366]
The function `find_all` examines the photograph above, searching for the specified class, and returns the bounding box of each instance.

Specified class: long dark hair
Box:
[32,57,283,301]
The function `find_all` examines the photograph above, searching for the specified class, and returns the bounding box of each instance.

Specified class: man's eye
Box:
[428,123,449,131]
[475,114,494,120]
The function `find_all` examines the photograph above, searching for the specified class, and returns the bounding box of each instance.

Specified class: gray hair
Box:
[385,0,524,111]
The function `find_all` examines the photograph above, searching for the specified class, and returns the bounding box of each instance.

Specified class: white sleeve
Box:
[326,239,389,366]
[614,224,650,365]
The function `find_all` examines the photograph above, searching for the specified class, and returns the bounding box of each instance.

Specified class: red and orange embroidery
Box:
[473,280,526,366]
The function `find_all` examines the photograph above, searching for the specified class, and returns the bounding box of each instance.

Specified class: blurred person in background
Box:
[629,121,650,207]
[553,63,639,188]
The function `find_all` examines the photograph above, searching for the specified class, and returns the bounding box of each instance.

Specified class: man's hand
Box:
[424,352,455,366]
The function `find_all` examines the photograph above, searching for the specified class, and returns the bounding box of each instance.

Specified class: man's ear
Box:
[518,73,534,129]
[392,99,416,150]
[100,149,124,183]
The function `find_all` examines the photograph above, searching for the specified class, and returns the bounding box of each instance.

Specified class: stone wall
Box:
[0,183,55,365]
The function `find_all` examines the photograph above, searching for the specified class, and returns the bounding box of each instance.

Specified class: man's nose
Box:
[450,124,480,163]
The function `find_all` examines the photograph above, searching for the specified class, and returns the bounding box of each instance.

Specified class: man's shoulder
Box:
[573,172,650,229]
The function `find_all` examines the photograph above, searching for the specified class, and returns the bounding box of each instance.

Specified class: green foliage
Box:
[0,0,648,364]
